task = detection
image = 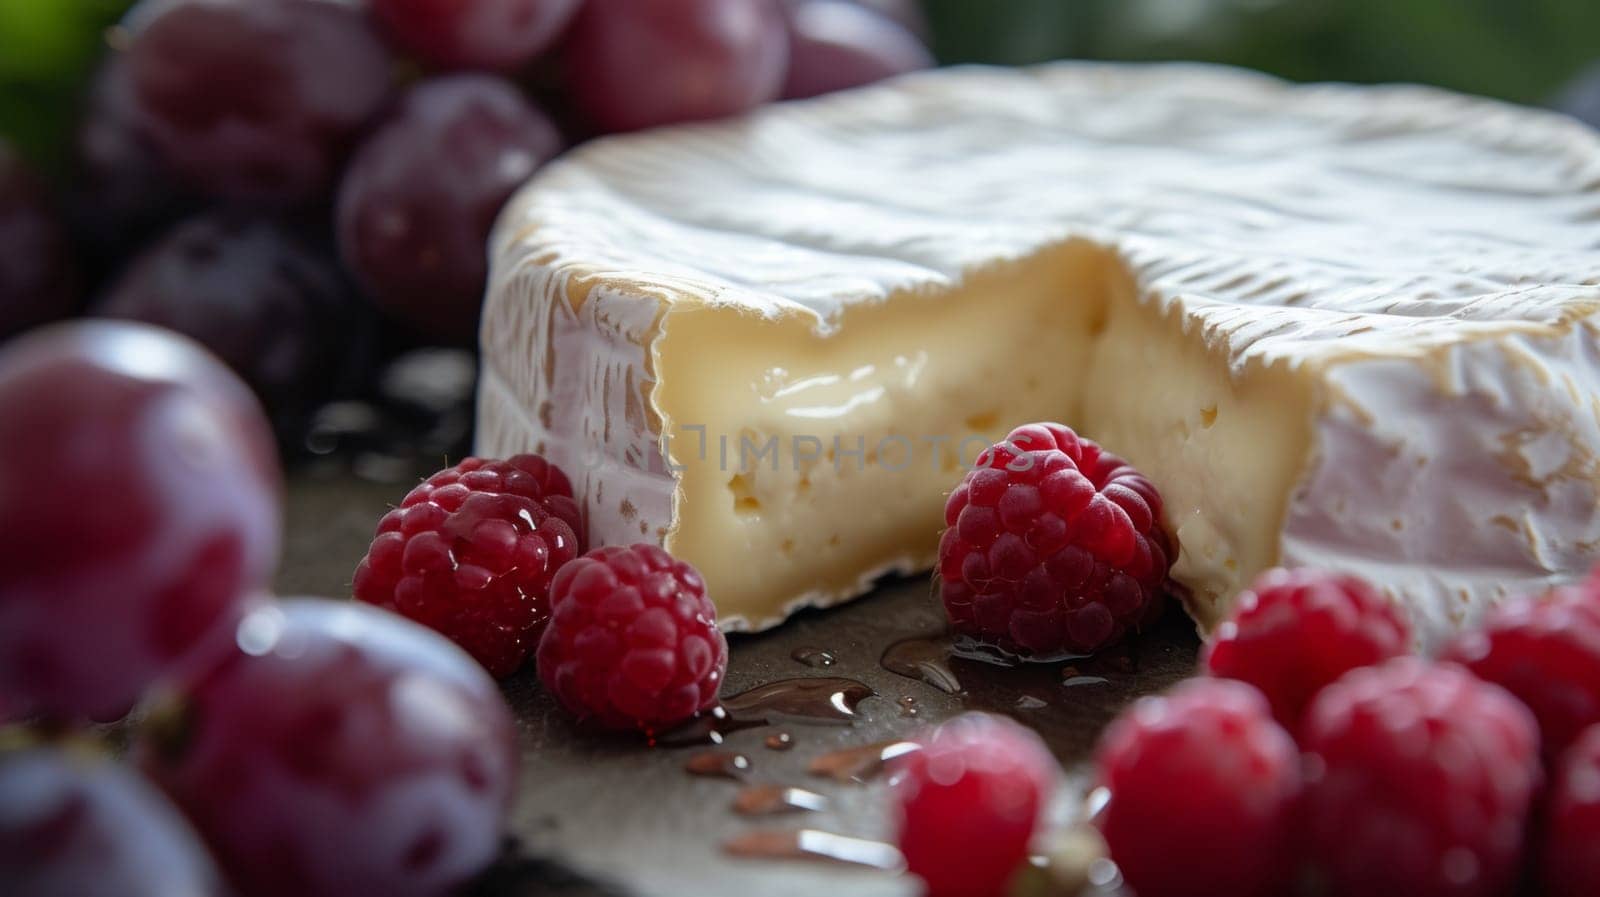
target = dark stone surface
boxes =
[280,473,1201,897]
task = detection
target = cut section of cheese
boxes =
[479,62,1600,648]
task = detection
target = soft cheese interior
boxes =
[1079,265,1314,631]
[657,243,1105,625]
[651,241,1314,630]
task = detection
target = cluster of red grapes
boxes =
[0,321,519,897]
[1,0,932,453]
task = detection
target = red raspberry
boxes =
[1203,567,1411,731]
[892,712,1058,897]
[536,544,727,733]
[1544,724,1600,897]
[353,455,584,677]
[1442,587,1600,763]
[1094,678,1300,897]
[938,423,1173,657]
[1301,658,1541,897]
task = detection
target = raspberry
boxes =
[353,455,584,677]
[536,544,727,733]
[1094,678,1300,897]
[1544,724,1600,897]
[938,422,1173,657]
[1301,658,1541,897]
[1203,567,1411,731]
[892,712,1058,897]
[1442,587,1600,762]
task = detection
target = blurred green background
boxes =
[925,0,1599,103]
[4,0,1600,168]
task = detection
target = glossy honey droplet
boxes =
[722,829,903,870]
[764,731,795,751]
[684,750,751,780]
[807,739,921,784]
[879,634,961,694]
[721,677,875,725]
[732,784,828,816]
[653,705,764,747]
[790,646,836,668]
[1058,664,1110,688]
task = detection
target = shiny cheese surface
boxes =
[479,62,1600,647]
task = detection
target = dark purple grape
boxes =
[70,60,196,270]
[0,143,77,341]
[0,748,223,897]
[1555,62,1600,131]
[337,75,561,340]
[137,599,519,897]
[123,0,393,204]
[563,0,789,132]
[781,0,932,99]
[371,0,583,72]
[92,212,374,435]
[0,321,281,722]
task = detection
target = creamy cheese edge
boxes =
[480,62,1600,649]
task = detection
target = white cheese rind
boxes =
[480,62,1600,648]
[1280,325,1600,634]
[479,269,675,551]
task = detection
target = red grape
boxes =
[563,0,789,132]
[0,321,281,722]
[123,0,393,204]
[0,748,223,897]
[781,0,932,99]
[93,213,373,435]
[137,599,519,897]
[0,143,77,341]
[372,0,583,72]
[337,75,561,340]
